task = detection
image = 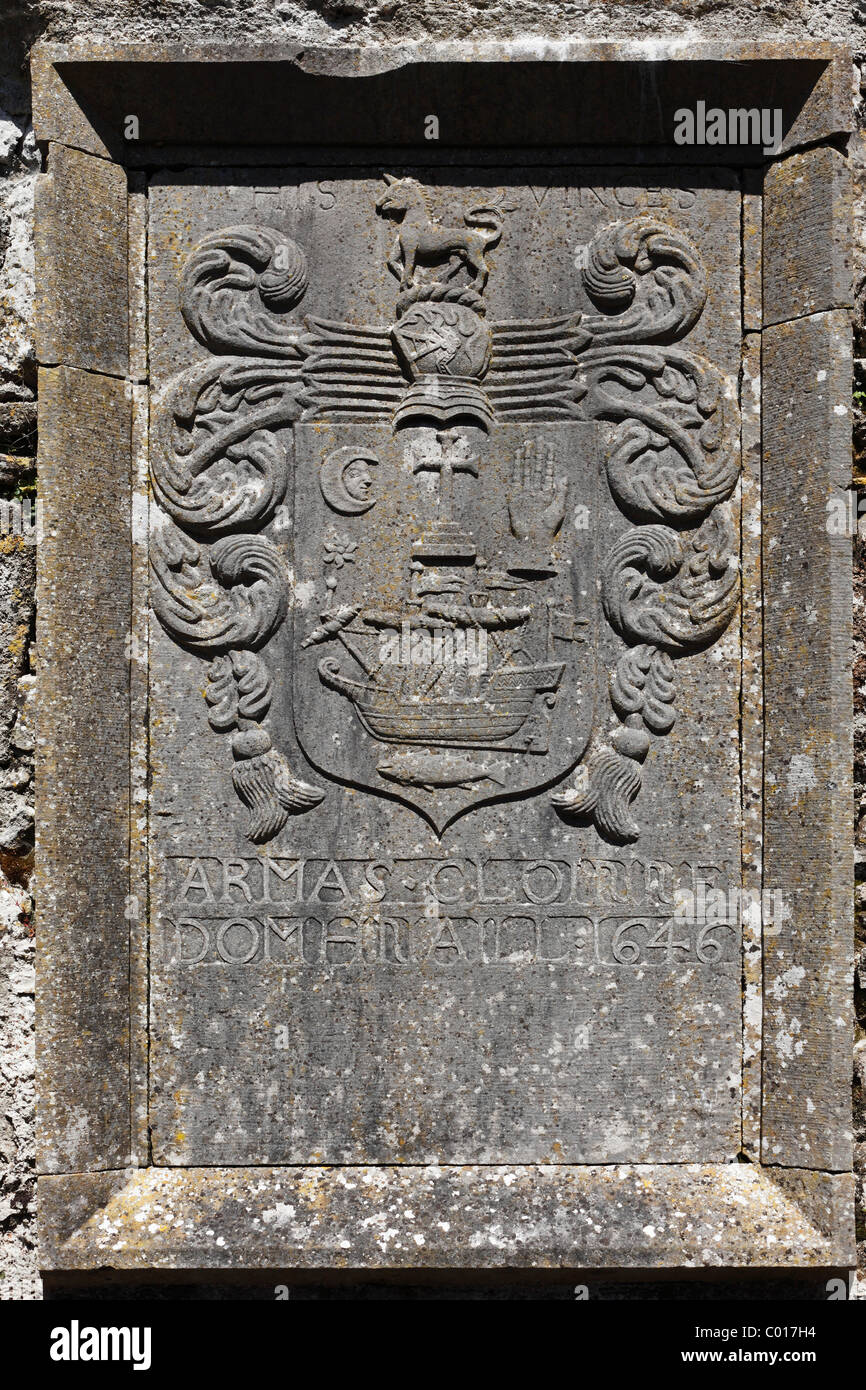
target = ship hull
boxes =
[318,657,564,747]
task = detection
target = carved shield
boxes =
[292,420,599,832]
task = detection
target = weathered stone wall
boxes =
[0,8,38,1301]
[1,0,864,1299]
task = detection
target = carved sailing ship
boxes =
[306,578,569,750]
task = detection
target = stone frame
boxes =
[32,41,856,1276]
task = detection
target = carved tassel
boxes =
[231,728,324,844]
[552,743,643,844]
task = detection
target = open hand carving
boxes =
[507,440,568,561]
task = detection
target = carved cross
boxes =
[409,431,478,527]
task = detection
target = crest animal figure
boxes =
[376,174,503,293]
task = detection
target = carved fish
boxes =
[377,753,508,792]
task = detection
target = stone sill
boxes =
[39,1165,855,1272]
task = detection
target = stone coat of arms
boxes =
[150,176,739,842]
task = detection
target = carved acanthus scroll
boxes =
[150,229,323,842]
[551,219,739,841]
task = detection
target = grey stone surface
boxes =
[0,153,35,394]
[742,171,762,333]
[36,365,133,1173]
[147,167,744,1168]
[764,145,853,325]
[0,403,36,455]
[28,42,855,168]
[22,44,853,1281]
[12,1,863,46]
[0,539,34,780]
[0,27,857,1298]
[33,144,129,375]
[761,310,854,1170]
[740,329,762,1160]
[0,26,37,1298]
[0,866,37,1299]
[0,653,34,869]
[38,1165,855,1271]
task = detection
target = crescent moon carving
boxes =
[319,446,380,515]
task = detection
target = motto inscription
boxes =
[161,853,739,971]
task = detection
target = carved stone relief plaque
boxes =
[147,168,743,1164]
[35,46,855,1275]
